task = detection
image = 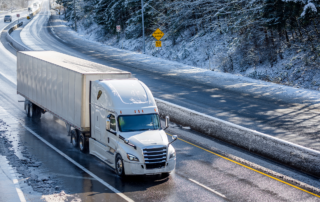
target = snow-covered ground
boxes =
[0,111,80,202]
[58,13,320,92]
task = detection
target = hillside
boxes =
[55,0,320,90]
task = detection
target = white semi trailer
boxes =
[17,51,177,176]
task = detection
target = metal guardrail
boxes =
[6,20,31,51]
[29,6,41,18]
[8,22,23,35]
[5,6,41,52]
[156,98,320,177]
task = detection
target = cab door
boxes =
[105,114,118,164]
[93,105,101,141]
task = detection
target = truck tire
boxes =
[25,102,30,117]
[29,103,41,119]
[79,133,88,153]
[115,154,125,177]
[71,129,78,147]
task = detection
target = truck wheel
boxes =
[29,103,41,119]
[25,103,30,117]
[115,154,125,177]
[79,133,88,153]
[29,104,34,117]
[71,129,78,147]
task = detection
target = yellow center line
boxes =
[167,133,320,198]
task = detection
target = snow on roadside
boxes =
[0,119,80,202]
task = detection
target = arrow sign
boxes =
[152,28,164,41]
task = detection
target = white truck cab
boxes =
[89,79,177,176]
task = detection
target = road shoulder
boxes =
[0,155,25,202]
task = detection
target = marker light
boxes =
[154,108,157,112]
[120,111,122,114]
[134,110,136,113]
[138,110,140,113]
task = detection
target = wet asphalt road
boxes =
[0,1,320,201]
[19,0,320,152]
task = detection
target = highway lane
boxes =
[20,0,320,152]
[1,2,320,201]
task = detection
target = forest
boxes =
[0,0,26,9]
[55,0,320,90]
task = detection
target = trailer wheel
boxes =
[29,104,34,117]
[29,103,41,119]
[115,154,125,177]
[79,133,88,153]
[71,129,78,147]
[25,102,30,117]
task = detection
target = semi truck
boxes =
[17,51,177,176]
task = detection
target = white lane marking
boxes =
[0,156,27,202]
[189,178,226,198]
[21,123,134,202]
[0,107,134,202]
[11,168,27,202]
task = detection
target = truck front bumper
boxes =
[124,158,176,175]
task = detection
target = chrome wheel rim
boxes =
[116,159,123,175]
[79,138,84,150]
[29,105,33,117]
[72,135,76,146]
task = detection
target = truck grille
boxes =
[143,146,167,169]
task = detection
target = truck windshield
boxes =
[118,114,160,132]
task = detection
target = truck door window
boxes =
[108,114,117,133]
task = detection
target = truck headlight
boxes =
[169,151,176,159]
[127,153,139,162]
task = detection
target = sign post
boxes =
[141,0,145,54]
[17,14,20,23]
[116,25,122,48]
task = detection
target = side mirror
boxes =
[106,118,110,130]
[169,135,178,145]
[164,116,170,130]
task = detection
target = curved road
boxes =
[0,1,320,201]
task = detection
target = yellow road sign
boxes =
[155,41,162,47]
[152,28,164,41]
